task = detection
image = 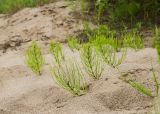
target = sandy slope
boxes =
[0,0,82,53]
[0,47,158,114]
[0,0,159,114]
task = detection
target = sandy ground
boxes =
[0,0,159,114]
[0,46,158,114]
[0,0,83,53]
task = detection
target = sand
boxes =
[0,0,158,114]
[0,47,157,114]
[0,0,83,53]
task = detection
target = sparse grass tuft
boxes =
[90,35,121,50]
[98,44,126,68]
[25,41,45,75]
[90,35,126,67]
[81,43,104,79]
[151,60,159,97]
[51,61,86,96]
[152,69,159,97]
[122,30,144,50]
[68,37,81,51]
[119,59,160,113]
[127,80,153,97]
[121,65,159,98]
[50,41,65,66]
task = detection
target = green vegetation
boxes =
[0,0,54,14]
[155,27,160,63]
[80,24,127,67]
[122,30,144,50]
[83,24,116,43]
[81,44,104,79]
[51,61,86,96]
[82,23,144,51]
[91,35,120,50]
[121,67,159,98]
[152,67,159,96]
[72,0,159,26]
[50,41,65,66]
[23,0,160,106]
[25,41,45,75]
[98,44,126,68]
[68,37,81,51]
[121,65,160,113]
[5,1,160,113]
[127,80,153,97]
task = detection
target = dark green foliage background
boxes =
[78,0,160,25]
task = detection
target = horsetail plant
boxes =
[81,44,104,80]
[121,63,159,98]
[152,68,159,97]
[25,41,45,75]
[68,37,81,51]
[51,61,86,96]
[121,61,160,113]
[122,30,144,50]
[149,60,160,113]
[127,79,153,97]
[97,44,126,68]
[90,35,122,51]
[120,76,153,98]
[151,60,159,97]
[89,34,125,67]
[50,41,65,66]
